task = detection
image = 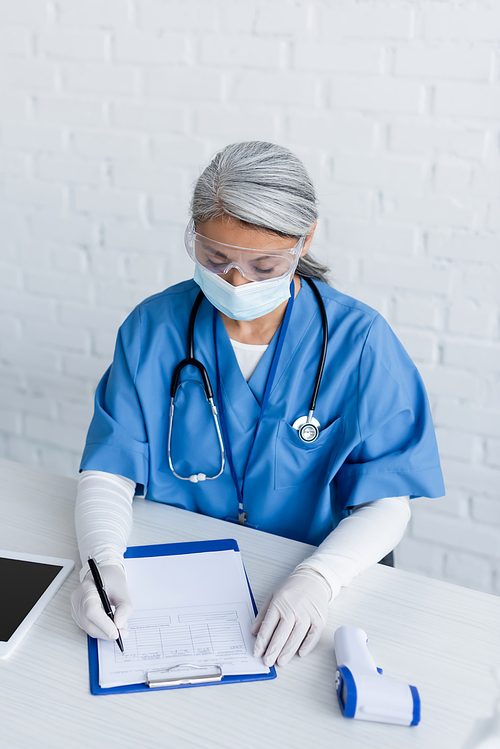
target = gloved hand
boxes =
[252,568,330,667]
[71,564,133,641]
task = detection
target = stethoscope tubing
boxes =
[168,277,328,496]
[303,276,328,413]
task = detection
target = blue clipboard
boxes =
[88,538,277,695]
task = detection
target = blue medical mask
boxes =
[194,265,292,321]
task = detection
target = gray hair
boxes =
[191,141,330,284]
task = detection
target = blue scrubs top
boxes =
[81,279,445,546]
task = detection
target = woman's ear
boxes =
[300,221,318,257]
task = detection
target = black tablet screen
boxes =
[0,557,63,641]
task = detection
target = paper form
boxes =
[97,550,270,688]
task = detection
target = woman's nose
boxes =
[222,267,249,286]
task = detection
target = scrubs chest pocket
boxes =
[274,416,345,489]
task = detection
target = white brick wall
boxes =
[0,0,499,594]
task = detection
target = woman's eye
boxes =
[254,267,274,276]
[208,257,227,267]
[203,252,226,266]
[253,261,284,276]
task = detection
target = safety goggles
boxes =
[184,219,306,282]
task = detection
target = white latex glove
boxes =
[71,564,133,641]
[252,568,330,667]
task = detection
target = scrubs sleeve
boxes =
[335,314,445,509]
[80,307,149,492]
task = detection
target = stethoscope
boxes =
[168,276,328,518]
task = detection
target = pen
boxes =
[88,557,124,653]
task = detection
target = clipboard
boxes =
[88,538,277,695]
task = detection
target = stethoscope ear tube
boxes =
[170,358,214,400]
[169,367,224,482]
[170,290,214,398]
[168,291,225,483]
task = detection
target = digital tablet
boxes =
[0,550,75,659]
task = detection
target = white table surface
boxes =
[0,457,499,749]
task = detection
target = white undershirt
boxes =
[230,339,268,382]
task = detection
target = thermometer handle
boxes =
[334,626,379,674]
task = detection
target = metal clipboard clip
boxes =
[146,663,223,688]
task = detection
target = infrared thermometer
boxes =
[334,626,421,726]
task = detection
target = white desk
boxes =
[0,457,499,749]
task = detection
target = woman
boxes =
[71,141,444,668]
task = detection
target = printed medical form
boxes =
[97,550,270,688]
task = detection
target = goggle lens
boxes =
[184,220,306,282]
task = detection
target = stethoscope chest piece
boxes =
[292,415,321,443]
